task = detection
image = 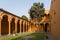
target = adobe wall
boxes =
[49,0,60,40]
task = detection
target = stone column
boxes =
[8,16,13,35]
[26,22,27,32]
[9,21,11,35]
[23,21,25,33]
[0,12,3,36]
[15,19,18,33]
[0,16,2,36]
[27,22,28,32]
[0,19,1,36]
[28,22,30,32]
[30,23,31,32]
[31,23,32,32]
[8,19,11,35]
[20,20,22,33]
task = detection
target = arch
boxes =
[44,23,49,32]
[17,20,20,33]
[1,15,9,35]
[11,18,15,34]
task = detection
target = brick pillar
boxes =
[8,17,12,35]
[27,22,28,32]
[0,16,2,36]
[8,20,11,35]
[20,20,22,33]
[26,22,27,32]
[28,22,30,32]
[30,23,32,32]
[8,21,11,35]
[30,23,31,32]
[0,19,1,36]
[15,19,18,33]
[23,21,25,33]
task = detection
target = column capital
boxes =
[23,21,25,24]
[15,18,18,23]
[15,18,18,33]
[20,19,23,23]
[20,19,22,21]
[8,16,13,22]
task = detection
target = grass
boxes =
[2,32,33,40]
[28,32,45,40]
[2,32,45,40]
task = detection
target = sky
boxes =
[0,0,51,18]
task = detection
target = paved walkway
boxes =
[0,34,13,40]
[20,35,35,40]
[0,33,21,40]
[0,32,59,40]
[45,32,58,40]
[17,32,59,40]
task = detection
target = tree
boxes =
[28,2,45,20]
[28,2,45,31]
[21,15,28,20]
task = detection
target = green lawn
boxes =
[2,32,45,40]
[28,32,45,40]
[2,32,33,40]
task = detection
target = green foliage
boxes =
[21,15,28,20]
[28,2,45,20]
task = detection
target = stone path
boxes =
[0,32,59,40]
[18,32,59,40]
[20,35,35,40]
[0,35,11,40]
[0,34,14,40]
[45,32,58,40]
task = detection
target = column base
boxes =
[0,34,1,37]
[8,33,11,36]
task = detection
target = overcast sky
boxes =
[0,0,51,18]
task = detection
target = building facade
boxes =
[0,9,34,36]
[49,0,60,40]
[0,8,52,37]
[40,10,51,32]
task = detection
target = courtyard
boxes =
[0,0,60,40]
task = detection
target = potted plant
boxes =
[13,30,16,36]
